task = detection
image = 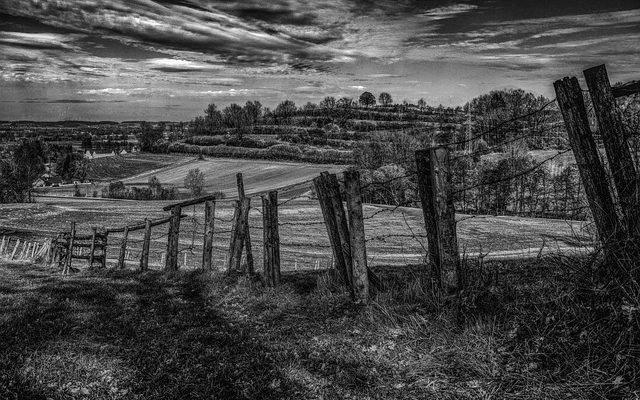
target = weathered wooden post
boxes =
[344,170,369,303]
[262,191,281,287]
[583,65,639,238]
[0,236,5,256]
[227,198,250,274]
[118,226,129,269]
[64,221,76,275]
[88,227,97,267]
[202,199,216,271]
[140,219,151,271]
[165,205,182,271]
[236,173,254,274]
[416,146,460,293]
[314,173,353,290]
[554,77,622,245]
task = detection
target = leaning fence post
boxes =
[11,239,20,260]
[344,170,369,303]
[416,147,460,293]
[118,226,129,269]
[165,205,181,272]
[554,77,621,246]
[325,173,354,297]
[262,194,273,286]
[140,218,151,271]
[583,65,639,238]
[236,173,254,274]
[202,199,216,271]
[227,198,250,274]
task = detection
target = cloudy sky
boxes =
[0,0,638,121]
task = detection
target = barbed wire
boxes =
[452,149,572,195]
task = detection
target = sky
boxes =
[0,0,638,121]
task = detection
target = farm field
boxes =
[0,195,593,270]
[122,157,344,197]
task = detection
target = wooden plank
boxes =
[226,200,240,273]
[344,170,369,303]
[313,173,349,286]
[140,219,151,271]
[236,172,254,274]
[162,194,217,211]
[554,76,622,245]
[202,200,216,271]
[324,172,354,298]
[415,147,460,293]
[164,205,182,271]
[584,65,639,237]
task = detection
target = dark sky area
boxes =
[0,0,638,121]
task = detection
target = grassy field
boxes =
[0,195,593,270]
[0,258,633,399]
[121,157,343,198]
[85,153,190,181]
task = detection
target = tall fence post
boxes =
[140,218,151,271]
[554,77,622,246]
[118,226,129,269]
[64,221,76,275]
[344,170,369,303]
[10,239,20,260]
[583,65,640,238]
[269,191,281,286]
[262,191,281,287]
[236,173,254,274]
[416,147,460,293]
[202,199,216,271]
[165,205,182,271]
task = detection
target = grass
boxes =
[0,256,636,399]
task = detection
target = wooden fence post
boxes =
[165,205,181,271]
[583,65,639,238]
[140,218,151,271]
[416,147,460,293]
[314,173,353,293]
[0,236,5,255]
[88,227,97,267]
[64,221,76,275]
[261,191,281,287]
[344,170,369,303]
[227,198,250,274]
[236,173,254,274]
[202,200,216,271]
[262,194,273,286]
[554,77,622,245]
[10,239,20,260]
[118,226,129,269]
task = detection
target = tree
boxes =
[184,168,205,197]
[275,100,297,124]
[378,92,393,106]
[137,122,163,151]
[204,103,223,132]
[417,98,426,110]
[359,92,376,108]
[319,96,336,109]
[302,102,318,111]
[337,97,354,109]
[223,103,249,140]
[148,175,162,196]
[81,134,93,151]
[244,100,263,125]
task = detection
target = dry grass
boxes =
[1,257,636,399]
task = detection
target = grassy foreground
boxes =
[0,259,636,399]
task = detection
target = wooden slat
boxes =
[612,80,640,98]
[162,194,217,211]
